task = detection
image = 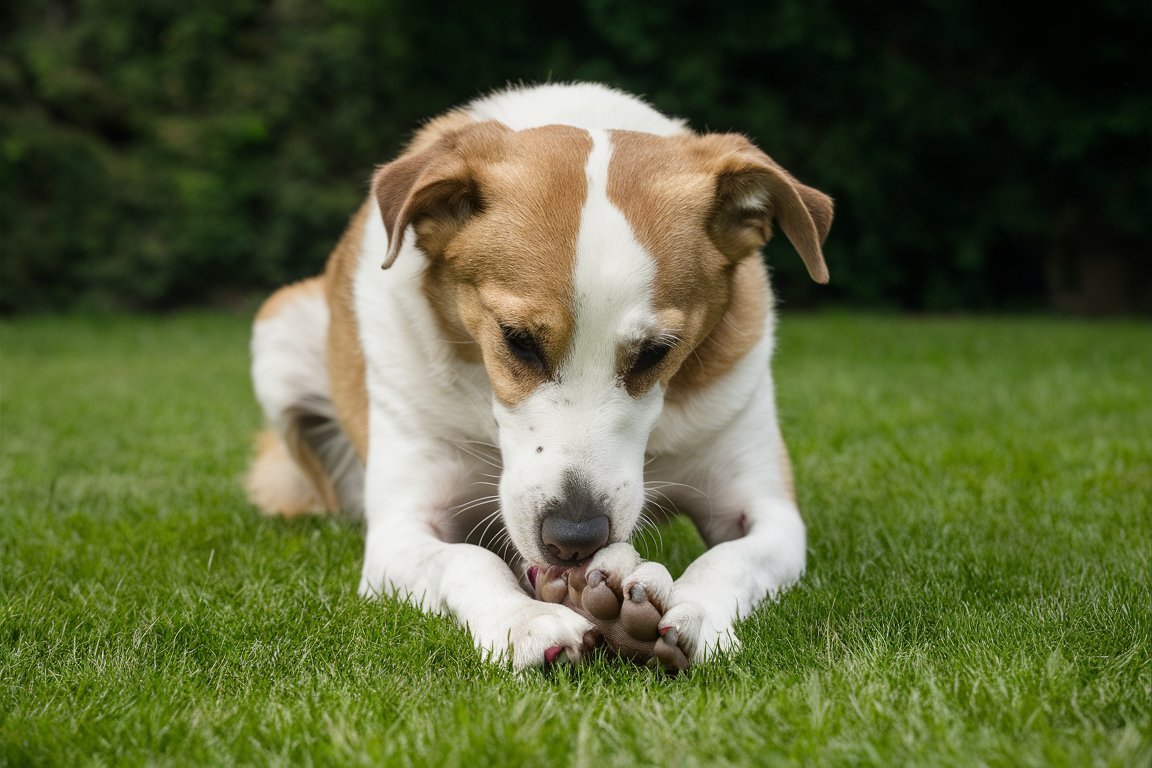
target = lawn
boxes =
[1,313,1149,767]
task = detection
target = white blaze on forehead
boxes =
[568,129,659,374]
[493,129,666,562]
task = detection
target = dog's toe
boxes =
[530,548,688,672]
[619,583,662,642]
[653,626,692,672]
[581,571,621,620]
[509,603,597,671]
[654,600,741,670]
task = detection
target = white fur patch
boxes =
[251,285,331,427]
[250,281,365,515]
[467,82,688,136]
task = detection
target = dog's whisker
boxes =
[644,480,716,528]
[495,529,516,563]
[449,493,500,509]
[472,506,508,548]
[643,504,674,533]
[454,443,503,469]
[496,529,516,562]
[449,496,501,518]
[690,345,706,373]
[643,479,707,496]
[643,488,681,519]
[458,451,502,469]
[643,480,713,521]
[643,525,662,556]
[639,511,666,553]
[465,507,505,544]
[631,511,664,555]
[457,439,501,451]
[461,507,501,535]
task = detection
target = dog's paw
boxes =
[505,602,600,671]
[654,599,741,666]
[528,542,691,673]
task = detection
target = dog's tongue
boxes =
[526,565,539,589]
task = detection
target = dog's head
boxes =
[373,121,831,566]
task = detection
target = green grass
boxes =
[1,313,1149,767]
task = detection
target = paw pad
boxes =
[531,563,690,673]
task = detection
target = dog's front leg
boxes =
[660,493,806,663]
[357,437,596,670]
[656,415,808,665]
[530,493,805,671]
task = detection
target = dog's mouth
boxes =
[526,532,621,583]
[527,552,589,582]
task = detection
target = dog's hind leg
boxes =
[246,277,364,517]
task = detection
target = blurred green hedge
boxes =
[2,0,1149,313]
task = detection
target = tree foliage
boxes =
[2,0,1148,312]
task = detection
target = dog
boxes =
[246,83,832,671]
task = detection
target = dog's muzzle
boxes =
[539,475,612,564]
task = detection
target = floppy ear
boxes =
[372,121,509,269]
[706,136,834,284]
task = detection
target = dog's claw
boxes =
[583,629,602,650]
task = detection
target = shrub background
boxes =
[2,0,1149,314]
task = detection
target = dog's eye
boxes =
[501,326,545,370]
[630,341,673,376]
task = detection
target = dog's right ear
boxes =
[373,121,510,269]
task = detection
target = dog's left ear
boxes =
[373,121,510,268]
[705,135,834,284]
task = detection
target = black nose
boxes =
[541,514,610,563]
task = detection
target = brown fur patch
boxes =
[702,134,833,282]
[281,405,341,512]
[373,123,592,407]
[447,126,591,405]
[255,276,325,322]
[252,278,344,513]
[324,202,372,459]
[405,109,476,154]
[246,428,327,517]
[607,130,829,401]
[606,131,763,401]
[665,258,770,403]
[374,121,512,268]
